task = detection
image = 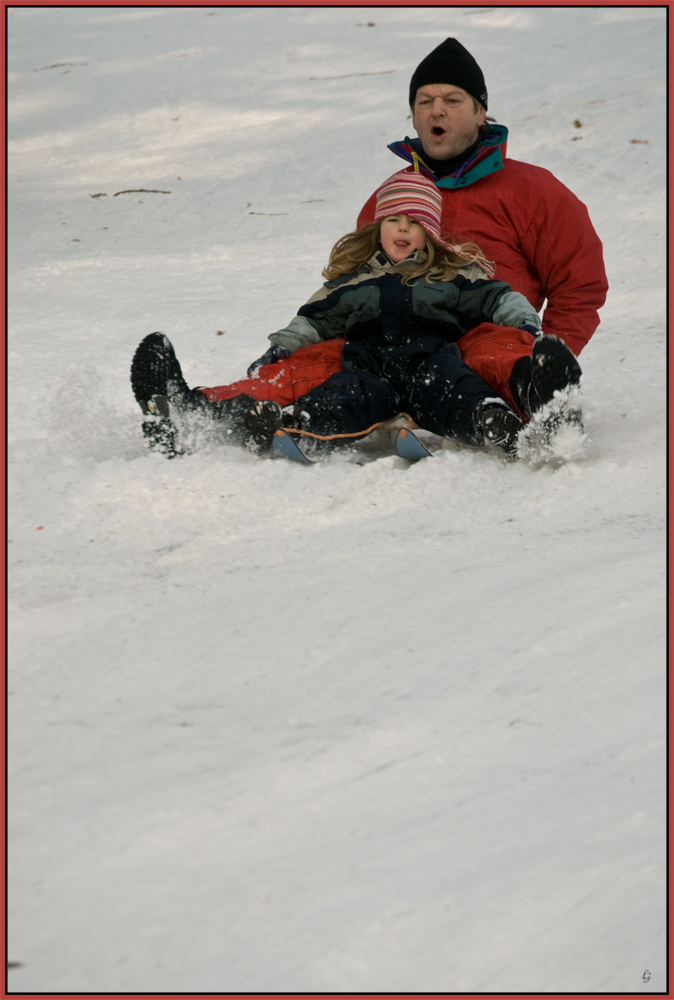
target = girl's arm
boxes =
[454,269,542,332]
[491,289,542,332]
[268,315,325,353]
[268,281,353,352]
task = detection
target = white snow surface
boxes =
[7,6,666,994]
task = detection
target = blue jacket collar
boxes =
[387,124,508,189]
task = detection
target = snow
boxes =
[7,5,666,993]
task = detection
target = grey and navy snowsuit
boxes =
[269,249,542,444]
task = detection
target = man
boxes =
[356,37,608,415]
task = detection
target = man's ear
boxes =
[476,105,487,127]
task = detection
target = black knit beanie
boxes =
[409,38,488,110]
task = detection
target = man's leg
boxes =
[457,323,584,423]
[199,340,346,407]
[457,323,537,416]
[130,333,282,455]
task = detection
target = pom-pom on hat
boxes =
[409,37,488,110]
[374,170,494,276]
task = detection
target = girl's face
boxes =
[379,214,428,262]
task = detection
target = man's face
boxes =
[412,84,486,160]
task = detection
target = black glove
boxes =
[247,344,292,377]
[519,323,541,337]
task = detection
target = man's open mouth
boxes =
[431,126,446,136]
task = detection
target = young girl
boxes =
[131,171,581,459]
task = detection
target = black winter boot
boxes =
[131,332,207,413]
[510,336,582,420]
[240,399,282,454]
[531,335,582,408]
[529,335,584,440]
[474,403,523,461]
[511,337,585,461]
[131,333,210,457]
[210,395,282,454]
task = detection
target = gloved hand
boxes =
[519,323,542,337]
[247,344,292,377]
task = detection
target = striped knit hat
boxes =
[374,170,494,275]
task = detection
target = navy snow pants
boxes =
[294,339,503,444]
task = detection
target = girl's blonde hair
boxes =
[322,222,490,286]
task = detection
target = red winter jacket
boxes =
[357,129,608,356]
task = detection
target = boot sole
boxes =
[480,406,523,461]
[531,336,582,408]
[131,332,172,406]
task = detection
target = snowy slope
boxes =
[7,6,666,993]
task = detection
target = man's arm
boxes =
[452,272,543,331]
[507,170,608,355]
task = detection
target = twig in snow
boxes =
[113,189,172,196]
[34,62,88,71]
[310,70,395,79]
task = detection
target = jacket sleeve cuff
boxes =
[269,316,323,352]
